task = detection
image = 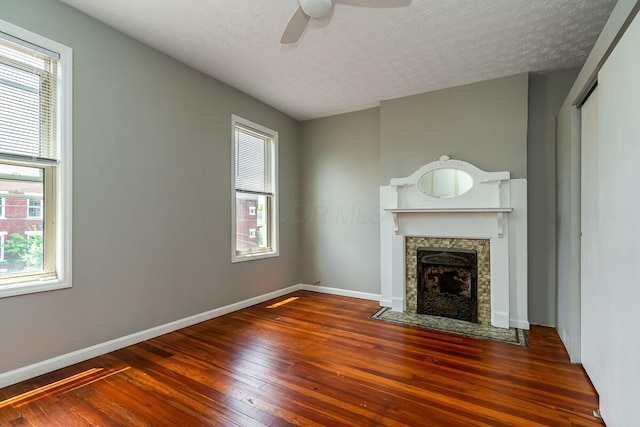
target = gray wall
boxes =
[379,73,529,183]
[527,69,579,326]
[0,0,299,374]
[300,75,530,301]
[299,108,380,294]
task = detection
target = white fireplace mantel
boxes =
[384,207,513,237]
[379,156,529,330]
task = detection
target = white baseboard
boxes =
[299,283,380,301]
[0,284,301,389]
[391,297,404,312]
[0,284,383,388]
[491,311,510,329]
[379,298,392,308]
[510,319,531,330]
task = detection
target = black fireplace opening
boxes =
[416,247,478,323]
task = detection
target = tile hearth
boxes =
[371,307,527,346]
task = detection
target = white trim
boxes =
[0,284,387,387]
[491,311,510,329]
[391,297,405,312]
[299,283,380,301]
[0,19,71,61]
[231,250,279,263]
[0,18,73,298]
[57,22,73,297]
[385,208,512,213]
[0,284,302,388]
[231,115,279,263]
[379,298,392,307]
[0,231,6,262]
[0,278,71,299]
[380,159,528,330]
[510,319,530,329]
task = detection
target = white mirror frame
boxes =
[388,155,511,210]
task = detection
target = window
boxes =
[232,115,278,262]
[0,196,4,218]
[0,19,72,297]
[27,198,42,218]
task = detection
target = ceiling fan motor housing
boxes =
[299,0,333,18]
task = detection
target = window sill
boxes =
[232,250,279,263]
[0,278,71,299]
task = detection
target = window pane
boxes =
[0,164,44,275]
[0,63,42,158]
[0,36,59,161]
[235,126,273,194]
[236,192,269,252]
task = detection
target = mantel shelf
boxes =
[384,207,513,213]
[384,207,513,236]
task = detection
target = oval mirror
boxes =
[418,168,474,198]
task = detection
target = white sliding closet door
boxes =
[580,87,603,397]
[580,10,640,426]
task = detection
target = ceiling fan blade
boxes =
[336,0,412,8]
[281,7,311,44]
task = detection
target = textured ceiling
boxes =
[58,0,616,121]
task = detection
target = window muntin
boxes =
[232,116,278,262]
[0,20,72,297]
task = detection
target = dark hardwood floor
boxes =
[0,291,602,426]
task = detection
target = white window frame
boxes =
[0,196,4,218]
[0,19,73,298]
[0,231,7,262]
[231,115,278,263]
[249,206,256,216]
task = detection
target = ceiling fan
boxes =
[281,0,407,44]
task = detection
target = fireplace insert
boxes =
[416,247,478,323]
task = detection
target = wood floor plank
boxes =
[0,290,603,426]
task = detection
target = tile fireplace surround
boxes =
[379,156,529,329]
[406,237,491,325]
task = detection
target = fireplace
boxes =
[379,156,529,330]
[417,247,477,323]
[406,237,491,323]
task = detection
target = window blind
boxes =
[235,125,273,194]
[0,34,58,162]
